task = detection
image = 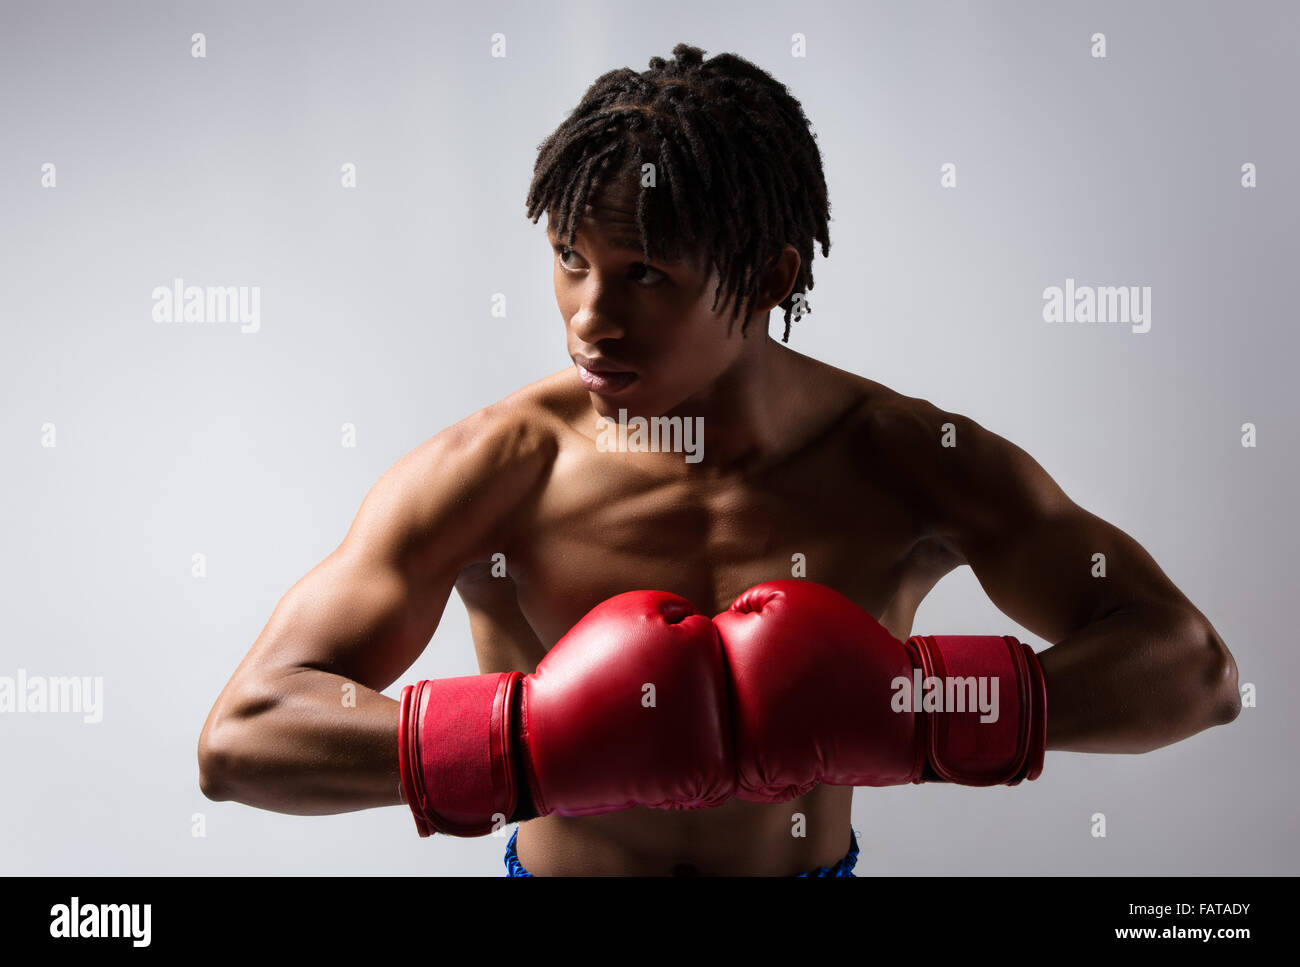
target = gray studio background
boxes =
[1,0,1295,875]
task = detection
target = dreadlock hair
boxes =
[525,43,831,342]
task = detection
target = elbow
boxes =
[1206,640,1242,727]
[197,679,286,803]
[197,721,235,802]
[198,700,265,803]
[1148,614,1242,748]
[1180,613,1241,730]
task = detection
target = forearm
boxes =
[1037,605,1240,754]
[199,668,403,815]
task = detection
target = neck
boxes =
[664,332,805,475]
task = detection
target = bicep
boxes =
[229,407,555,695]
[252,544,453,693]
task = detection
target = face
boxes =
[550,179,760,419]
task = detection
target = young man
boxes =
[198,44,1240,876]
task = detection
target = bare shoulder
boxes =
[852,390,1072,546]
[384,364,592,526]
[399,390,557,492]
[466,365,600,433]
[347,380,565,569]
[777,348,902,439]
[419,364,587,466]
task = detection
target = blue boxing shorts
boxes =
[504,826,859,877]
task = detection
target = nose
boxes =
[568,294,628,345]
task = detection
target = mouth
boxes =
[574,356,639,395]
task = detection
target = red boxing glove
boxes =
[712,580,1046,801]
[398,590,734,837]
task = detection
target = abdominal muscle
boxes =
[514,782,856,877]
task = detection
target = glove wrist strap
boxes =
[906,635,1047,786]
[398,673,524,837]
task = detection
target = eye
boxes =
[554,245,666,287]
[630,263,666,286]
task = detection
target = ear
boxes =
[758,244,802,310]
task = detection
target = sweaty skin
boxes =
[198,180,1241,876]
